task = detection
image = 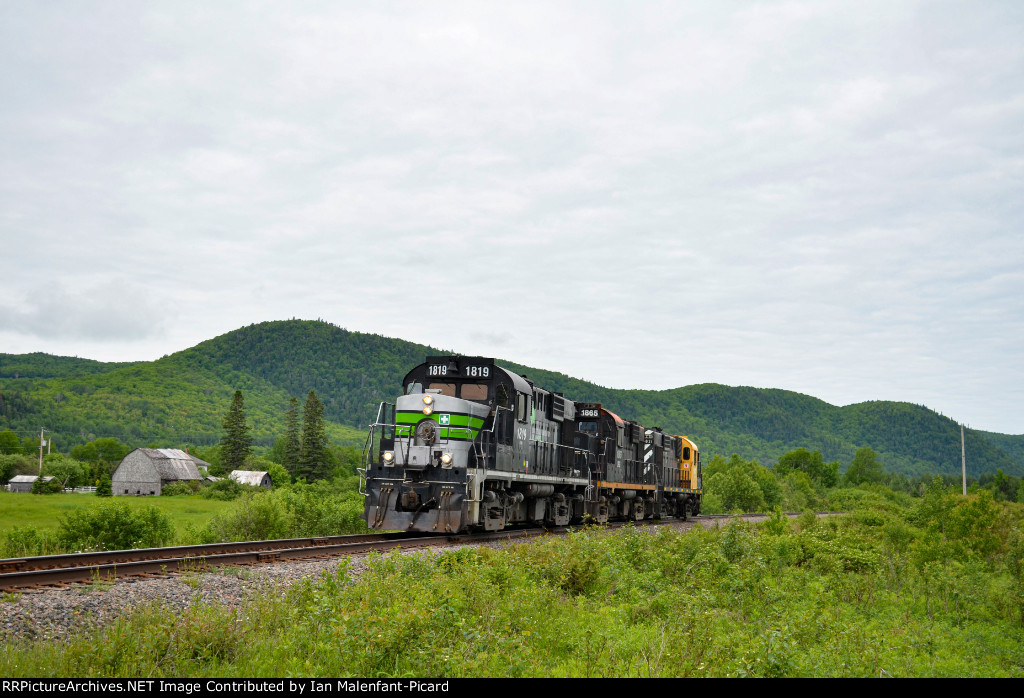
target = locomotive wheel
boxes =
[683,500,693,521]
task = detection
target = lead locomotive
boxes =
[360,356,701,533]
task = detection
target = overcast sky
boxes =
[1,1,1022,434]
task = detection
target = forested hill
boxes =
[1,319,1021,477]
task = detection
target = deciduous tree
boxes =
[0,429,22,455]
[845,447,884,486]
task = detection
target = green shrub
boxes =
[796,510,818,531]
[161,480,201,496]
[56,501,174,551]
[721,519,751,562]
[96,474,112,497]
[200,478,245,500]
[762,507,790,536]
[204,492,294,542]
[2,526,59,557]
[31,477,63,494]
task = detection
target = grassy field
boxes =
[3,487,1024,677]
[0,492,235,539]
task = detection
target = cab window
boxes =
[495,384,510,408]
[683,446,691,460]
[517,393,529,421]
[460,384,488,401]
[428,383,456,397]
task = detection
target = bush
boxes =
[31,477,63,494]
[96,473,112,497]
[200,478,245,500]
[762,507,791,536]
[204,492,294,542]
[161,480,202,496]
[56,501,174,551]
[202,479,368,543]
[2,526,59,557]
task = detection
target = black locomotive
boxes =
[360,356,701,533]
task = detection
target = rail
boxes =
[0,512,838,592]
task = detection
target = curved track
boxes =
[0,513,822,591]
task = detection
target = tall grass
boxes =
[3,486,1023,677]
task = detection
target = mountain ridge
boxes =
[1,319,1021,476]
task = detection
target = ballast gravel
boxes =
[0,516,779,644]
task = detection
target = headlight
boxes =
[440,453,452,465]
[423,406,433,415]
[423,395,433,405]
[382,451,394,466]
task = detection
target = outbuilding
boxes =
[112,448,207,496]
[229,470,273,489]
[7,475,54,493]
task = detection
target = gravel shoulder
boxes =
[0,514,822,643]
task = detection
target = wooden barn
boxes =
[229,470,272,489]
[112,448,208,496]
[7,475,54,493]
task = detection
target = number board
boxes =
[425,357,494,379]
[578,408,600,419]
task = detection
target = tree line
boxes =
[220,389,332,482]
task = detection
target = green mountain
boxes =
[1,320,1021,476]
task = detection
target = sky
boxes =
[1,1,1022,434]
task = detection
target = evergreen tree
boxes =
[220,390,253,472]
[282,396,301,476]
[96,472,112,497]
[298,390,329,481]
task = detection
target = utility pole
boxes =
[961,423,967,496]
[38,427,45,475]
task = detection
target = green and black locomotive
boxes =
[360,356,702,533]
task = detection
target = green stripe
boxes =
[394,426,476,441]
[396,411,484,428]
[395,411,483,442]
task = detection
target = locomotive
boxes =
[360,356,702,533]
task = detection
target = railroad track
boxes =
[0,512,826,592]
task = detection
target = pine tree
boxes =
[282,396,301,476]
[298,390,329,481]
[220,390,253,472]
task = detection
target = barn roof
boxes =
[136,448,202,481]
[229,470,270,487]
[9,475,52,483]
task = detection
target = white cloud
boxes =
[0,1,1022,433]
[0,282,171,341]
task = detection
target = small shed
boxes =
[7,475,54,493]
[113,448,204,496]
[229,470,273,489]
